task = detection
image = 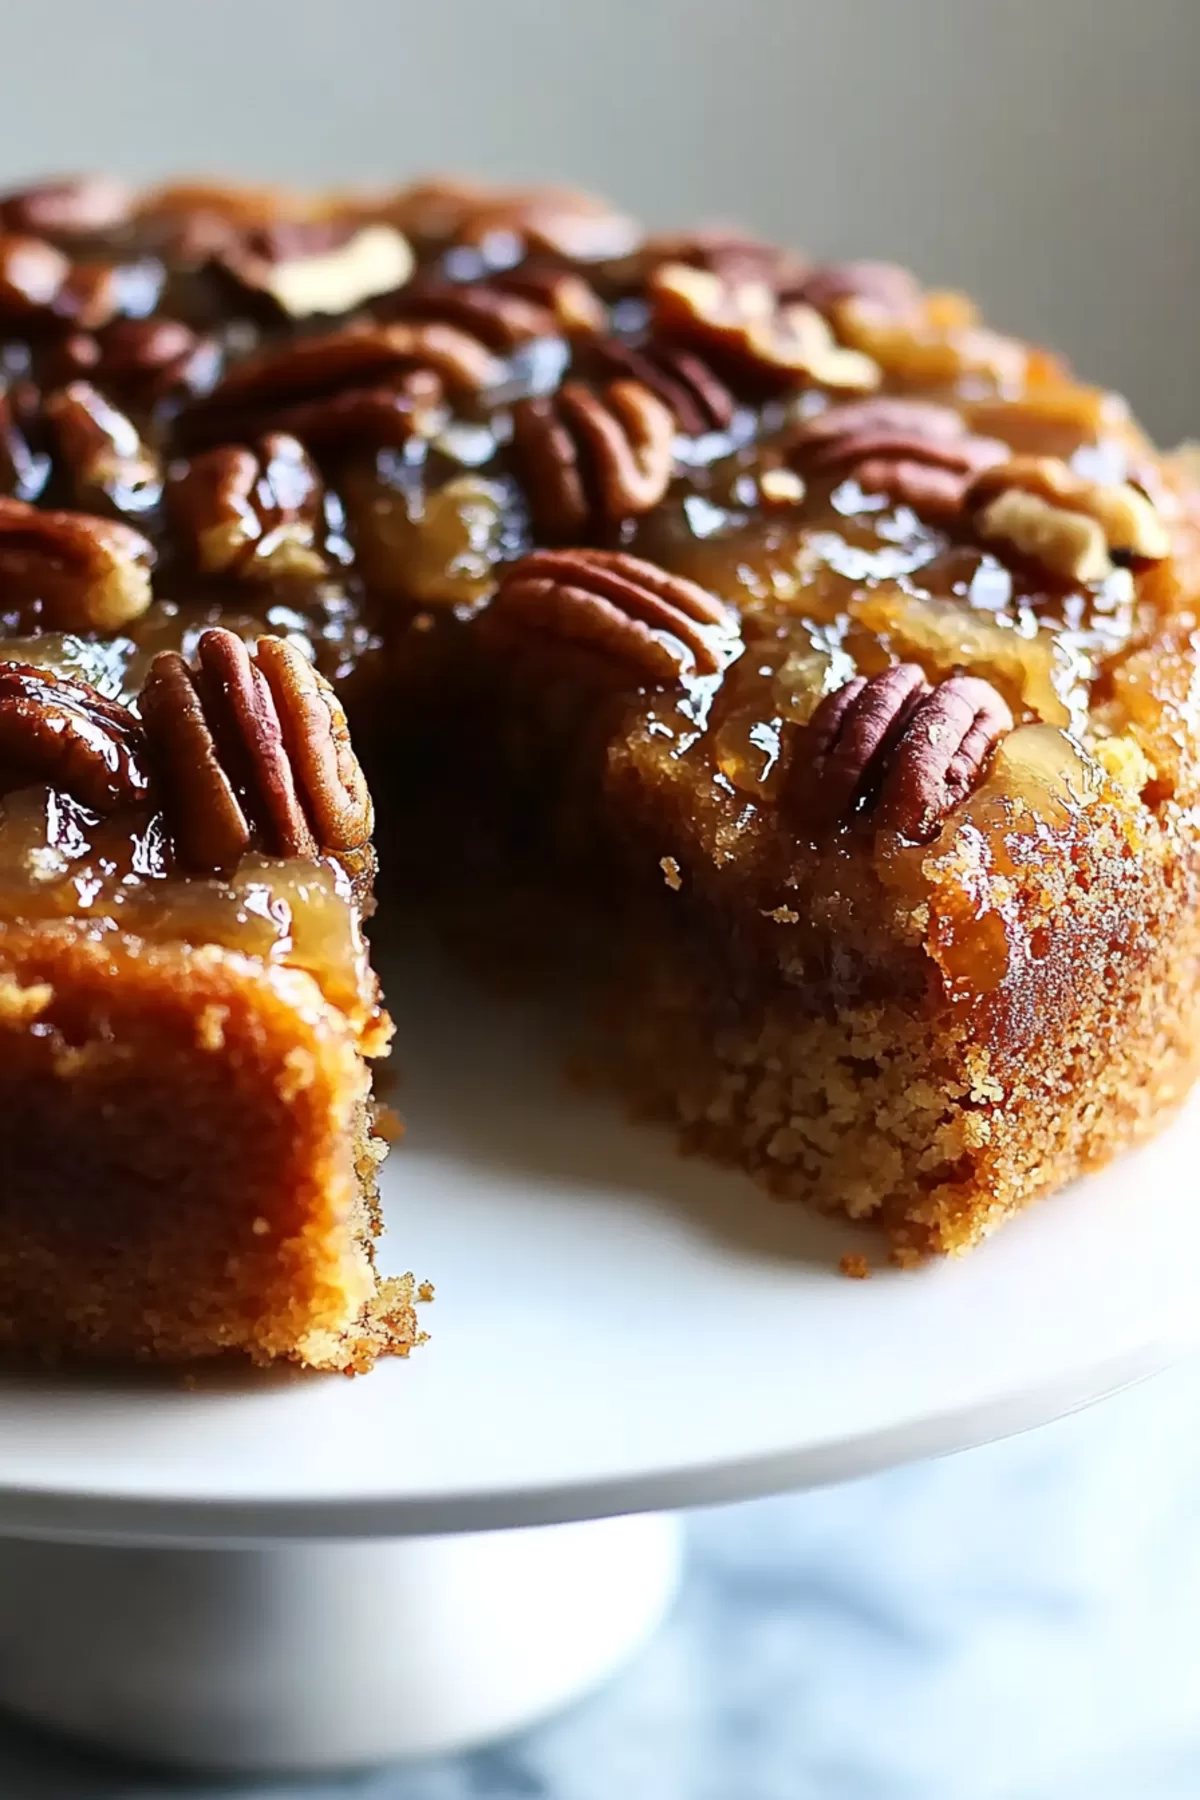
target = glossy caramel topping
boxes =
[0,170,1188,1012]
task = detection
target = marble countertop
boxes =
[4,1357,1200,1800]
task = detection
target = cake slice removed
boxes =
[0,636,413,1369]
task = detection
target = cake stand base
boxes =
[0,1512,681,1773]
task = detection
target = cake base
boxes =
[0,1514,681,1771]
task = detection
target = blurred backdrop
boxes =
[1,0,1198,436]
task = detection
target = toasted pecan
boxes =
[0,495,154,631]
[382,275,562,351]
[789,665,1012,840]
[141,632,312,872]
[648,263,880,391]
[218,220,413,318]
[0,660,148,812]
[587,338,737,437]
[179,323,467,451]
[492,548,736,682]
[637,228,810,293]
[0,235,71,319]
[786,398,1007,519]
[796,261,921,319]
[47,317,221,409]
[511,380,676,539]
[51,258,164,332]
[488,263,606,336]
[790,665,930,829]
[0,175,134,239]
[966,454,1170,580]
[876,676,1014,839]
[44,382,163,517]
[256,635,373,854]
[0,383,50,503]
[167,433,329,580]
[389,178,639,262]
[141,629,372,875]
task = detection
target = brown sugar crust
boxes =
[0,169,1198,1374]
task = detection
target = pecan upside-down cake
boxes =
[0,172,1196,1369]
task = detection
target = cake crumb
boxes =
[0,978,53,1026]
[890,1244,924,1271]
[765,905,800,924]
[195,1003,228,1052]
[417,1280,435,1302]
[660,856,683,891]
[373,1102,404,1143]
[276,1046,317,1102]
[839,1251,871,1280]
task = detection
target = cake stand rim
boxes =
[0,1332,1184,1546]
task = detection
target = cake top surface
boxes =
[0,169,1195,1007]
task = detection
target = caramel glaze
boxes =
[1,178,1197,1051]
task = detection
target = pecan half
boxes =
[255,636,373,855]
[511,380,675,539]
[587,338,737,437]
[49,317,221,409]
[0,383,50,502]
[648,263,880,391]
[382,275,563,351]
[167,433,329,579]
[875,676,1014,840]
[0,496,154,631]
[790,665,929,829]
[785,398,1007,519]
[52,259,164,332]
[0,175,134,240]
[471,191,639,263]
[137,178,299,230]
[0,660,148,812]
[218,220,413,318]
[44,382,163,517]
[796,261,921,319]
[142,630,372,875]
[179,323,485,451]
[0,235,162,332]
[966,455,1170,581]
[789,665,1012,840]
[637,228,810,293]
[491,549,735,682]
[141,631,312,873]
[0,235,70,320]
[488,263,606,336]
[391,178,639,263]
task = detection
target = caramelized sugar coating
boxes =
[0,170,1196,1365]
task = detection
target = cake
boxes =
[0,170,1196,1367]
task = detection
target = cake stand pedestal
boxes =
[0,1517,682,1771]
[0,941,1196,1771]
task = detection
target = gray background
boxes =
[2,0,1198,434]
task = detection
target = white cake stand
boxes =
[0,938,1197,1774]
